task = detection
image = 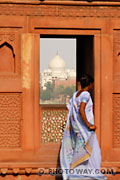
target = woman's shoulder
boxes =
[80,91,90,97]
[75,90,90,99]
[78,91,90,103]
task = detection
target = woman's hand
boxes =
[89,125,96,131]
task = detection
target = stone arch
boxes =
[0,41,15,73]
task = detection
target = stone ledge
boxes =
[0,0,120,6]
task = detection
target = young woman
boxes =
[60,74,107,180]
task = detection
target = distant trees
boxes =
[40,82,76,101]
[40,82,54,101]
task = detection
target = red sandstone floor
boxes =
[0,174,119,180]
[106,174,120,180]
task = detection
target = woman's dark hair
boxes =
[79,74,94,89]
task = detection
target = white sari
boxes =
[60,91,107,180]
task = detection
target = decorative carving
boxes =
[113,30,120,92]
[25,168,32,174]
[0,4,119,18]
[114,31,120,67]
[0,167,117,175]
[113,94,120,147]
[1,168,8,175]
[0,30,21,77]
[41,108,67,143]
[0,34,15,42]
[0,167,49,175]
[13,168,19,174]
[0,93,22,148]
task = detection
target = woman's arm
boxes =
[79,102,96,131]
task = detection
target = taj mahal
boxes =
[41,53,76,90]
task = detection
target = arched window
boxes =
[0,41,15,73]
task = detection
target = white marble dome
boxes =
[49,54,66,72]
[68,69,76,78]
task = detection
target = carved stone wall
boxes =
[0,29,21,77]
[113,94,120,148]
[0,34,15,43]
[0,1,119,176]
[0,93,22,148]
[0,4,120,18]
[113,30,120,148]
[41,108,67,143]
[113,30,120,81]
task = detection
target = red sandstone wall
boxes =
[0,1,119,180]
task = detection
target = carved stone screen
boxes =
[0,93,21,148]
[41,108,67,143]
[40,37,76,104]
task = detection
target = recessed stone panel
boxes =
[0,93,22,148]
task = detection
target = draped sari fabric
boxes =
[60,91,107,180]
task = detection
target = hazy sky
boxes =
[40,38,76,72]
